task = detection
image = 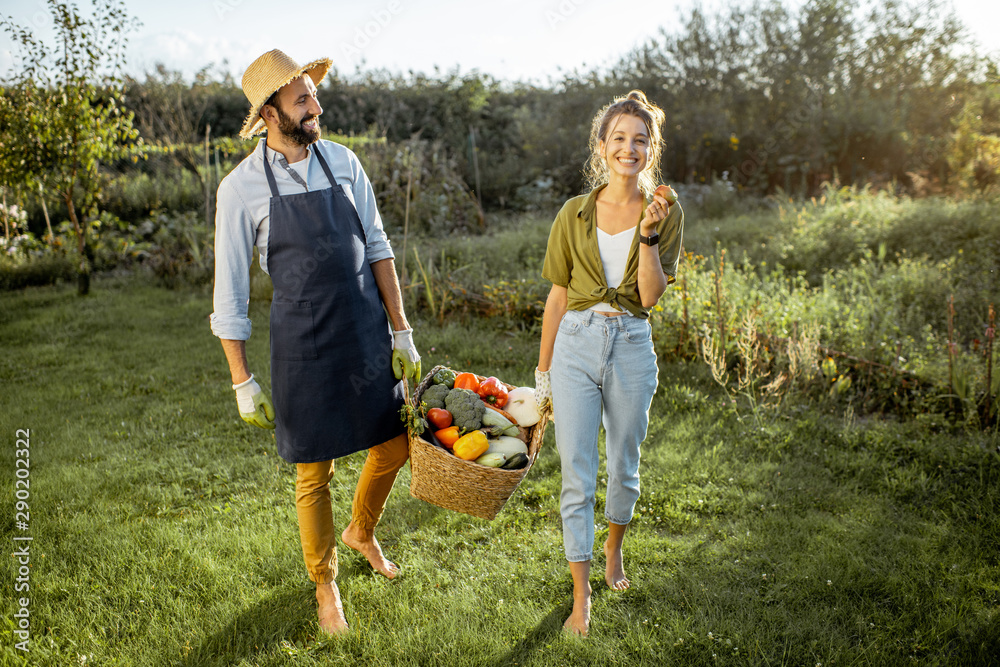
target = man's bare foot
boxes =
[603,540,630,591]
[316,581,349,635]
[563,592,592,636]
[341,522,399,579]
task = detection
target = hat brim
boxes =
[238,58,333,140]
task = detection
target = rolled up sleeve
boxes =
[210,180,255,341]
[657,202,684,284]
[346,148,394,264]
[541,204,573,287]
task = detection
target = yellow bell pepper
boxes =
[453,430,489,461]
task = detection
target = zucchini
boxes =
[475,452,507,468]
[500,452,529,470]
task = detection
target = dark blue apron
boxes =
[264,142,405,463]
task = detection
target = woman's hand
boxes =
[640,184,678,236]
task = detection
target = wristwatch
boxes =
[638,232,659,246]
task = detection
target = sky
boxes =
[1,0,998,86]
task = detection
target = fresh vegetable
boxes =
[420,383,451,411]
[453,430,489,460]
[453,373,481,392]
[445,387,485,432]
[434,426,460,449]
[432,367,457,388]
[474,452,507,468]
[486,435,528,458]
[481,406,520,437]
[500,452,529,470]
[655,184,679,205]
[476,376,508,407]
[505,387,541,427]
[427,408,453,430]
[484,403,518,424]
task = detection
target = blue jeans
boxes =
[551,309,659,562]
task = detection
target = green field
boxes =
[3,1,999,662]
[3,271,999,666]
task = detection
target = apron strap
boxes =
[261,139,280,197]
[313,147,339,186]
[261,138,339,194]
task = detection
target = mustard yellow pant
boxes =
[295,433,409,584]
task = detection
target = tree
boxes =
[0,0,143,294]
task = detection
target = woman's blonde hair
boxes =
[585,90,666,196]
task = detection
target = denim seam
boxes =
[605,511,633,525]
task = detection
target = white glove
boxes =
[391,328,421,382]
[534,367,552,411]
[233,374,275,429]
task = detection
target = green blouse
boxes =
[541,185,685,319]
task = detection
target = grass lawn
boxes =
[2,277,999,666]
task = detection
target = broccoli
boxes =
[420,383,451,411]
[444,387,485,432]
[432,367,457,388]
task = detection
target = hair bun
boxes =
[627,90,648,104]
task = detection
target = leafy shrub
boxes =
[359,134,484,237]
[137,211,214,288]
[0,252,75,290]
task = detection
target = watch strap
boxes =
[638,232,659,246]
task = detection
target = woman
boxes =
[535,90,683,636]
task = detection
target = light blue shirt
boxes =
[210,138,394,341]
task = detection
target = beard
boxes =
[274,104,321,146]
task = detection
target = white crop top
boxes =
[588,226,634,314]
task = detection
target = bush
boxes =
[358,134,485,237]
[0,252,75,290]
[139,211,215,288]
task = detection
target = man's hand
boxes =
[233,374,276,429]
[391,328,422,383]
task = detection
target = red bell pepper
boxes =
[476,376,508,408]
[454,373,481,392]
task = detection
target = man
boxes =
[210,49,421,635]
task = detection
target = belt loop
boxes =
[582,310,594,326]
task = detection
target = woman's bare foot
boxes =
[341,522,399,579]
[603,539,630,591]
[315,581,349,635]
[563,593,592,636]
[564,560,592,636]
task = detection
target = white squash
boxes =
[486,436,528,458]
[505,387,541,427]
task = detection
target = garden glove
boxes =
[391,328,422,383]
[534,367,552,412]
[233,374,276,429]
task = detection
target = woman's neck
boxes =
[599,174,643,206]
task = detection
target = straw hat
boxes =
[239,49,333,140]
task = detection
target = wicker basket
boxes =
[406,365,550,520]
